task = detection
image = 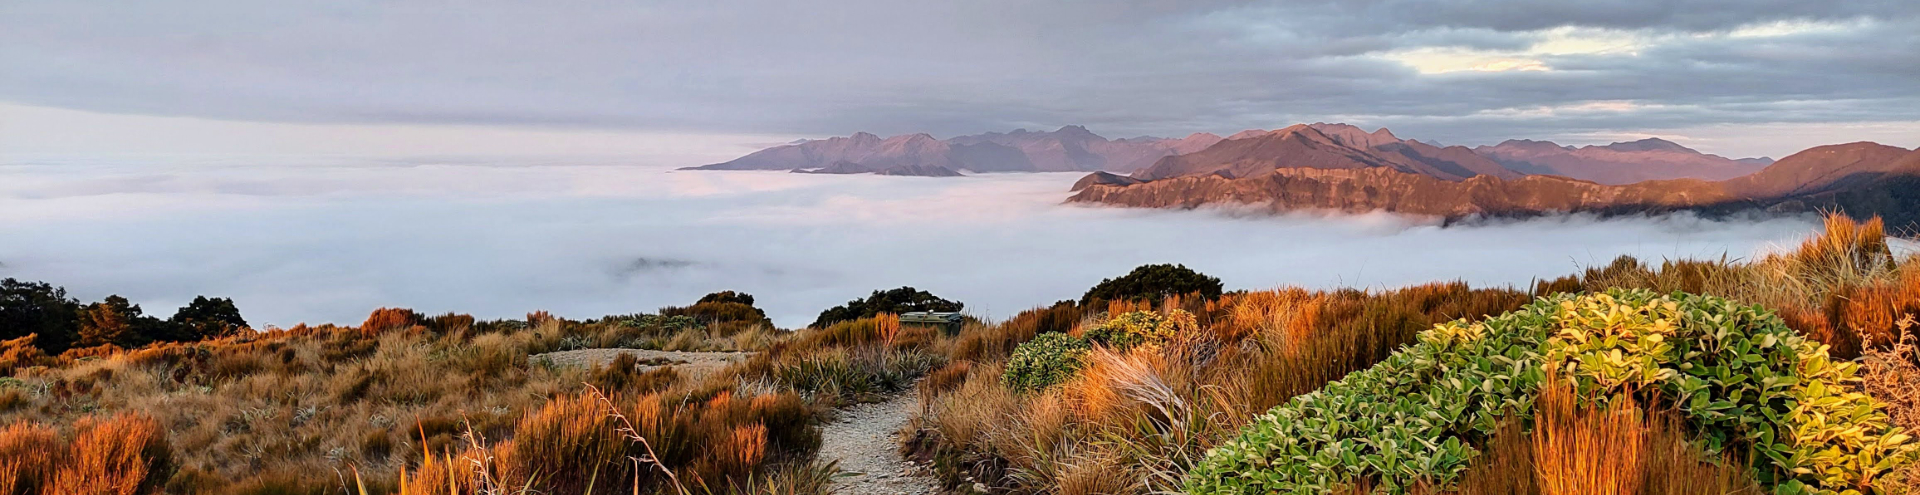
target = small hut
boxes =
[900,311,965,336]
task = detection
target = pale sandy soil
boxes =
[530,348,753,381]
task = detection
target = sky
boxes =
[0,159,1826,328]
[4,1,1920,159]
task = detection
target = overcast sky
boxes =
[4,0,1919,158]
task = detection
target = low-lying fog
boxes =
[0,155,1824,328]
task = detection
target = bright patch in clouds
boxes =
[1383,19,1862,75]
[1725,18,1867,38]
[1467,100,1673,119]
[1383,47,1552,74]
[1383,26,1649,74]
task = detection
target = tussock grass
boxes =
[0,413,170,495]
[1532,379,1645,495]
[911,216,1919,495]
[0,290,842,494]
[1559,213,1919,359]
[909,282,1530,494]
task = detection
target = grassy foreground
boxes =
[1,215,1917,494]
[906,215,1920,495]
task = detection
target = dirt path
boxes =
[818,389,941,495]
[535,349,943,493]
[530,348,753,381]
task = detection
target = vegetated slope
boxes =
[1474,138,1772,184]
[0,291,953,495]
[1071,141,1920,231]
[685,126,1223,176]
[1189,290,1910,495]
[1127,123,1520,182]
[906,216,1920,495]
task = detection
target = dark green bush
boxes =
[1080,264,1223,305]
[811,286,962,328]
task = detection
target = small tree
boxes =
[76,295,153,348]
[810,287,963,329]
[0,278,81,353]
[696,291,756,306]
[169,296,249,340]
[1080,264,1223,305]
[663,291,772,328]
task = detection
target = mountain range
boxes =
[1069,132,1920,230]
[1474,138,1772,184]
[684,126,1222,175]
[689,122,1918,229]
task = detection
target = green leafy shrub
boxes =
[1082,309,1197,350]
[1002,332,1092,392]
[1187,289,1917,495]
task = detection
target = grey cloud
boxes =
[1,0,1917,153]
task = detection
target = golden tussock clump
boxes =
[0,413,171,495]
[1531,379,1646,495]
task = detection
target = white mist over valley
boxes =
[0,154,1824,328]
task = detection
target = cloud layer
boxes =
[0,156,1825,328]
[4,1,1919,156]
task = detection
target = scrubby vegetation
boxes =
[1,280,247,362]
[0,290,945,494]
[1080,263,1223,305]
[1001,332,1091,392]
[907,282,1531,494]
[1190,290,1910,494]
[5,216,1918,495]
[907,215,1920,495]
[810,286,964,329]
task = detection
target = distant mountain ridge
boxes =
[683,126,1223,176]
[691,120,1917,228]
[1473,137,1773,185]
[1070,140,1920,231]
[692,123,1776,184]
[1128,123,1522,182]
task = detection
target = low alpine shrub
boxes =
[1002,332,1091,392]
[1082,310,1196,351]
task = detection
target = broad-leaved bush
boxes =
[1082,309,1197,351]
[1186,289,1915,495]
[1002,332,1092,392]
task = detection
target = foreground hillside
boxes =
[906,216,1920,495]
[2,217,1917,494]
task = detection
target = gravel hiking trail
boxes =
[819,389,941,494]
[535,349,942,493]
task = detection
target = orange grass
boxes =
[1532,379,1646,495]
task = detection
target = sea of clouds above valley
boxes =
[0,155,1825,328]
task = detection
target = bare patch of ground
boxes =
[531,348,753,381]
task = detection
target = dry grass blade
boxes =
[586,384,689,495]
[1532,377,1645,495]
